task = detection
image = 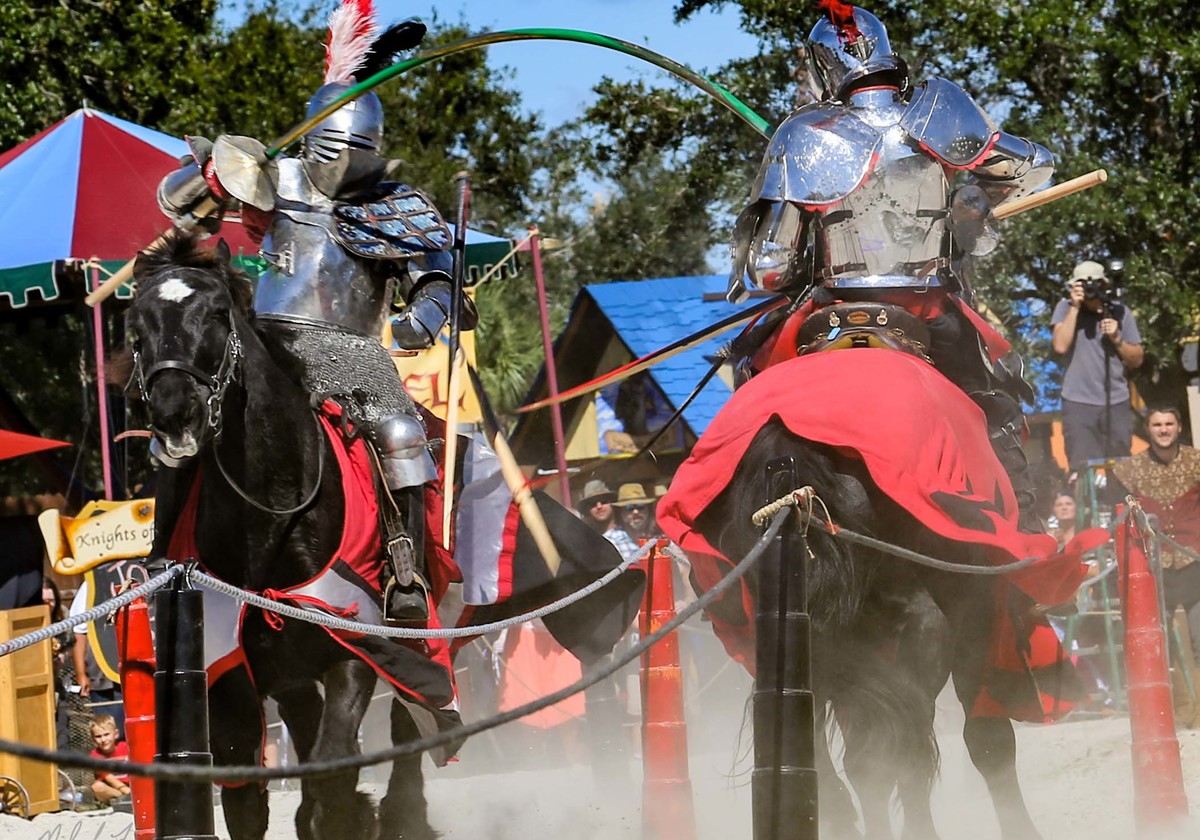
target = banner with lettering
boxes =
[40,499,156,575]
[387,309,481,425]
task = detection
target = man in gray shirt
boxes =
[1051,260,1145,476]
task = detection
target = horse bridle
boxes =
[133,320,324,517]
[134,320,244,437]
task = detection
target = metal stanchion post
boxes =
[154,580,217,840]
[753,459,817,840]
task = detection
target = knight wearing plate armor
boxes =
[729,3,1052,531]
[156,9,467,621]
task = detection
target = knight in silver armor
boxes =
[155,12,464,620]
[728,5,1052,531]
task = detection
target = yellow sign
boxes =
[385,317,481,425]
[38,499,156,575]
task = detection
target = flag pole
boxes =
[529,225,573,511]
[89,264,114,500]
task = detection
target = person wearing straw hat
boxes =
[612,483,661,542]
[578,480,640,564]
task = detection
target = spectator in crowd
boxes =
[577,479,640,564]
[1112,406,1200,667]
[1051,260,1144,480]
[612,483,663,542]
[42,577,73,749]
[69,579,124,740]
[88,714,130,804]
[1047,491,1079,548]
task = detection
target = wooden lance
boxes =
[441,172,471,548]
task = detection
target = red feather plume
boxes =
[817,0,864,43]
[324,0,380,83]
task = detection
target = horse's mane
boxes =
[134,232,254,313]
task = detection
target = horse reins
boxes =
[136,320,325,517]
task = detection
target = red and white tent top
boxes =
[0,108,259,280]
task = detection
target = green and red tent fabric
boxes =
[0,108,262,309]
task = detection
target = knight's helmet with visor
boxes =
[806,2,908,101]
[301,2,426,197]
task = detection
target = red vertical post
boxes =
[117,599,156,839]
[528,225,573,512]
[89,264,114,499]
[639,540,696,840]
[1115,514,1189,831]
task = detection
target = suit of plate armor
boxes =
[157,71,468,620]
[729,6,1052,530]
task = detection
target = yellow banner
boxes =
[385,318,481,424]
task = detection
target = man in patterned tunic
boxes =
[1112,406,1200,667]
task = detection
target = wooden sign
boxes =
[39,498,156,575]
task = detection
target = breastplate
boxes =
[815,94,951,290]
[254,159,392,336]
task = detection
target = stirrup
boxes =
[384,573,430,626]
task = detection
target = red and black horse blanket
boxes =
[657,349,1107,722]
[170,403,643,770]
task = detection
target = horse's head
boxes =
[127,235,253,466]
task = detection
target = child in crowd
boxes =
[88,714,130,803]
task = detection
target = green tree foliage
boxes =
[0,0,220,149]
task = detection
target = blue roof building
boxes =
[511,274,766,485]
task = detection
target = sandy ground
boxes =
[5,677,1198,840]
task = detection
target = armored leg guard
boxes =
[971,389,1042,534]
[373,413,437,624]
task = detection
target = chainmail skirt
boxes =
[257,320,420,434]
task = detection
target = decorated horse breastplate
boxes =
[255,159,393,337]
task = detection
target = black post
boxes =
[752,458,818,840]
[154,581,218,840]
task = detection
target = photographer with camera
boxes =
[1051,260,1145,480]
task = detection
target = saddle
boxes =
[794,302,932,363]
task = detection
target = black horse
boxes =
[663,350,1081,840]
[122,235,445,840]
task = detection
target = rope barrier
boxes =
[189,537,654,639]
[0,508,791,783]
[0,566,185,658]
[753,487,1041,575]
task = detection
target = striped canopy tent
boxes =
[0,108,263,308]
[0,109,517,310]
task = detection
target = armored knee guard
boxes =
[373,412,437,490]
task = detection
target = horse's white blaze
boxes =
[158,277,195,302]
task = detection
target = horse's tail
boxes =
[818,634,941,797]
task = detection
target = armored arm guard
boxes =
[902,78,1054,208]
[391,251,478,351]
[968,132,1055,206]
[156,136,225,232]
[727,200,813,304]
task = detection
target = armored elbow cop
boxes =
[391,279,478,351]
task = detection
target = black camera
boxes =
[1072,258,1125,317]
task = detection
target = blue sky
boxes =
[220,1,762,128]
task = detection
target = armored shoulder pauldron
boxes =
[900,77,998,168]
[334,183,452,260]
